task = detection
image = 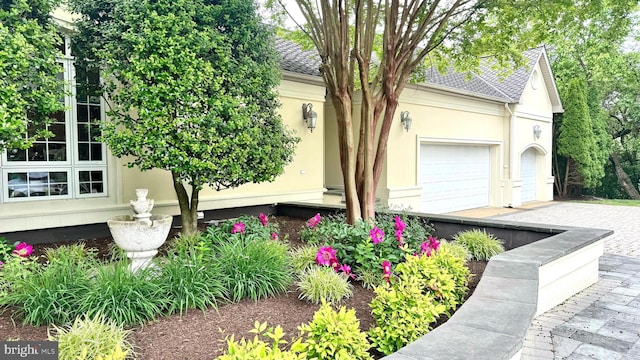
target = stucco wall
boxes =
[0,76,327,232]
[324,86,509,211]
[507,62,555,206]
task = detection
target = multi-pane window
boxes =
[1,34,107,202]
[76,67,103,162]
[7,171,68,199]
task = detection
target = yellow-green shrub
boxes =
[368,253,460,355]
[298,302,372,360]
[49,313,134,360]
[297,266,353,304]
[216,321,305,360]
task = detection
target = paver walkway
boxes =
[489,202,640,360]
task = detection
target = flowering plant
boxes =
[231,222,246,234]
[381,260,392,283]
[369,227,385,245]
[306,213,321,228]
[420,236,441,257]
[0,238,33,268]
[394,216,406,247]
[204,214,281,246]
[300,212,436,288]
[13,242,34,257]
[259,213,268,227]
[315,246,338,269]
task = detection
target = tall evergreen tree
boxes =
[555,77,604,196]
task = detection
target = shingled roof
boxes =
[276,38,321,76]
[277,39,562,112]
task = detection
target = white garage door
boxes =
[420,144,490,214]
[520,148,537,203]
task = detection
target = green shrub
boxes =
[0,245,96,326]
[213,239,292,302]
[368,254,460,355]
[375,211,434,250]
[453,229,505,261]
[205,214,280,246]
[300,213,435,284]
[298,302,372,360]
[438,239,471,261]
[397,253,460,312]
[158,249,227,315]
[368,276,446,355]
[170,232,204,254]
[44,243,97,264]
[0,237,14,264]
[49,312,134,360]
[78,260,167,326]
[216,321,305,360]
[356,268,385,290]
[288,245,318,274]
[430,242,471,304]
[297,266,353,305]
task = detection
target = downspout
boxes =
[505,103,516,207]
[505,103,515,180]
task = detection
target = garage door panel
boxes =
[421,144,490,214]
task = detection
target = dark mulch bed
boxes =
[0,216,486,359]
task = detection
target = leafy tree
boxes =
[599,52,640,199]
[70,0,298,235]
[548,0,638,198]
[270,0,586,223]
[0,0,64,152]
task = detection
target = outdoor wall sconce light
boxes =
[400,111,412,132]
[533,125,542,139]
[302,103,317,132]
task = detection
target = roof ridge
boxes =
[469,69,514,101]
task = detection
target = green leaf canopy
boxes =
[71,0,299,191]
[0,0,64,152]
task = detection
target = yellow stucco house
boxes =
[0,9,562,234]
[325,47,563,214]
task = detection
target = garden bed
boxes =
[0,215,486,359]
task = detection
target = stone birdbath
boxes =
[107,189,172,272]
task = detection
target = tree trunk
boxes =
[610,153,640,199]
[562,158,571,197]
[331,94,361,224]
[171,171,200,236]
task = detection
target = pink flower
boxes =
[339,264,356,279]
[382,260,392,283]
[0,261,3,268]
[429,235,441,252]
[394,216,406,232]
[307,213,321,228]
[231,222,246,234]
[316,246,337,267]
[259,213,268,227]
[395,230,404,246]
[370,227,385,245]
[271,232,279,240]
[420,236,440,257]
[394,216,406,245]
[12,242,33,257]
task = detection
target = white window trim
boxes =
[3,168,73,202]
[74,168,108,199]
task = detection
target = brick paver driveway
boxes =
[492,202,640,258]
[492,202,640,359]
